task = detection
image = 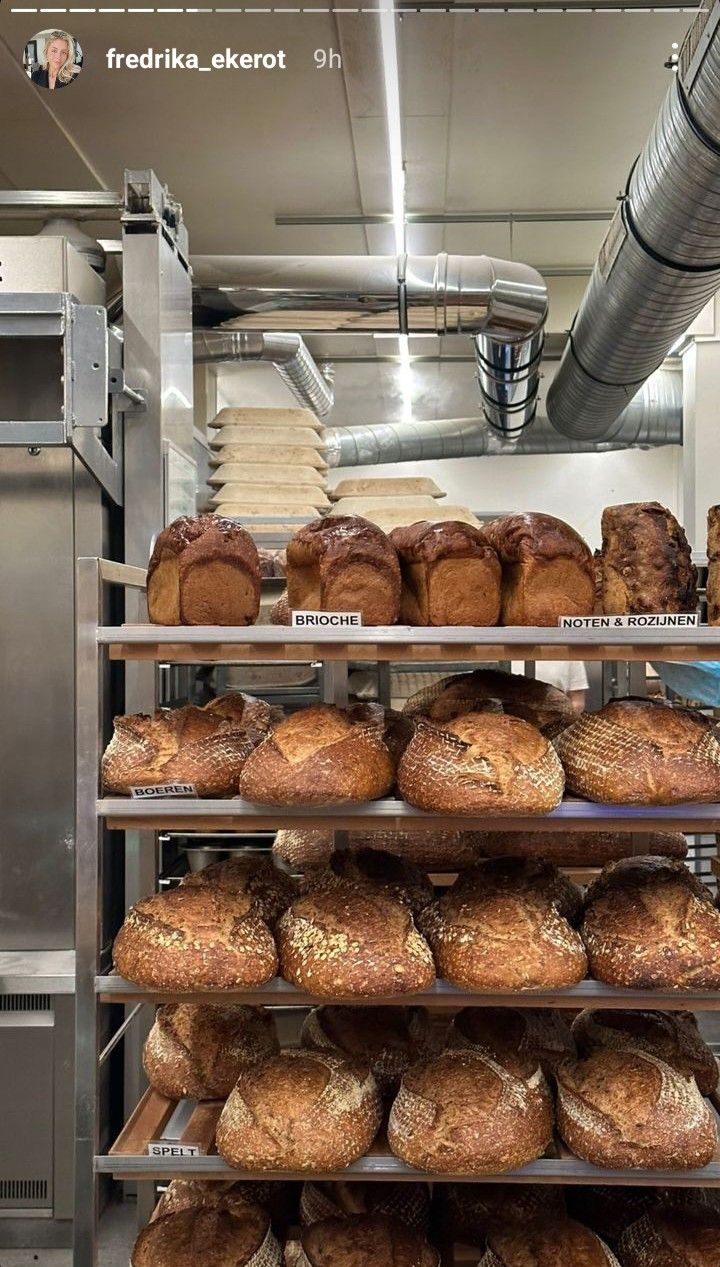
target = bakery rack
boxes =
[75,556,720,1267]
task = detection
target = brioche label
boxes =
[291,610,363,628]
[146,1142,203,1157]
[130,783,197,798]
[558,613,700,629]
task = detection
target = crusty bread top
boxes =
[484,513,594,570]
[579,697,716,750]
[571,1009,718,1094]
[584,854,712,905]
[708,505,720,562]
[403,669,575,732]
[401,1049,524,1119]
[148,513,259,572]
[313,848,434,912]
[288,515,399,571]
[389,520,499,565]
[485,1216,618,1267]
[302,1005,430,1065]
[284,883,424,944]
[181,855,296,923]
[131,1206,270,1267]
[450,857,582,924]
[232,1049,370,1121]
[301,1214,439,1267]
[445,1008,544,1082]
[437,711,553,766]
[601,502,697,612]
[153,1178,267,1221]
[556,1047,708,1133]
[268,706,367,765]
[119,884,257,936]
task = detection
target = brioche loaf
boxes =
[618,1209,720,1267]
[215,1049,382,1171]
[707,505,720,625]
[388,521,502,626]
[448,1007,576,1075]
[556,1048,717,1169]
[296,1214,439,1267]
[303,848,434,921]
[278,883,435,996]
[131,1207,281,1267]
[112,887,278,990]
[286,516,401,625]
[209,406,324,433]
[301,1005,433,1099]
[470,829,688,866]
[299,1182,430,1232]
[147,514,261,626]
[435,1184,566,1247]
[273,828,482,873]
[238,705,395,806]
[479,1216,620,1267]
[483,513,595,625]
[181,855,296,925]
[601,502,697,615]
[142,1004,278,1100]
[387,1049,553,1173]
[397,713,565,815]
[402,668,575,735]
[571,1008,718,1095]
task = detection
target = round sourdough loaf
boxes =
[387,1049,553,1174]
[272,828,481,873]
[555,697,720,804]
[581,856,720,990]
[238,705,396,806]
[181,855,297,925]
[448,1007,576,1075]
[142,1003,278,1100]
[131,1206,281,1267]
[215,1050,382,1171]
[147,514,261,627]
[479,1216,620,1267]
[278,883,435,997]
[469,829,687,866]
[154,1179,297,1231]
[112,887,278,990]
[397,713,565,815]
[300,1005,433,1099]
[435,1184,566,1247]
[618,1209,720,1267]
[451,857,583,922]
[295,1214,439,1267]
[556,1048,717,1169]
[299,1181,430,1232]
[302,848,434,921]
[571,1008,718,1095]
[402,668,576,734]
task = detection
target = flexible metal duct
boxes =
[547,3,720,440]
[191,253,548,436]
[193,329,334,419]
[324,367,681,466]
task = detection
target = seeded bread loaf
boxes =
[303,848,434,922]
[402,668,575,735]
[181,855,296,925]
[707,505,720,625]
[142,1004,278,1100]
[571,1008,718,1095]
[299,1181,431,1232]
[273,828,481,873]
[618,1208,720,1267]
[286,516,401,625]
[131,1206,281,1267]
[448,1007,576,1075]
[388,520,502,626]
[147,514,261,626]
[296,1214,439,1267]
[470,829,688,866]
[601,502,697,616]
[479,1216,620,1267]
[301,1005,433,1099]
[483,513,595,626]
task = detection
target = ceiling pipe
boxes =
[193,329,334,419]
[547,1,720,440]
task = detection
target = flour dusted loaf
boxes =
[142,1004,278,1100]
[479,1216,620,1267]
[299,1182,430,1232]
[301,1005,433,1099]
[295,1214,439,1267]
[215,1049,382,1171]
[484,512,595,625]
[471,829,687,866]
[601,502,697,615]
[238,705,396,806]
[147,514,261,626]
[402,667,575,735]
[556,1047,717,1169]
[398,712,565,815]
[555,697,720,804]
[278,882,435,996]
[181,855,296,925]
[435,1184,566,1247]
[388,521,501,626]
[112,887,278,990]
[131,1206,281,1267]
[707,505,720,625]
[102,693,272,797]
[581,856,720,990]
[618,1208,720,1267]
[387,1048,553,1174]
[448,1006,576,1075]
[303,848,434,922]
[571,1008,718,1095]
[286,516,401,625]
[273,828,481,873]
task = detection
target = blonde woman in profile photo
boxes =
[28,30,81,91]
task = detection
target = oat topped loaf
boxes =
[299,1180,431,1233]
[448,1006,576,1075]
[147,514,261,626]
[483,512,595,626]
[181,854,297,925]
[479,1216,620,1267]
[618,1208,720,1267]
[302,847,435,921]
[571,1008,719,1096]
[601,502,697,616]
[286,515,401,625]
[389,520,502,627]
[131,1206,280,1267]
[297,1214,439,1267]
[402,667,576,735]
[301,1005,433,1099]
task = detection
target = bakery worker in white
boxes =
[511,660,589,714]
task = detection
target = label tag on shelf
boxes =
[558,613,700,629]
[129,783,197,798]
[291,610,363,628]
[146,1142,203,1158]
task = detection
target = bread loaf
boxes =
[112,887,278,989]
[707,505,720,625]
[398,712,565,815]
[470,829,688,866]
[272,828,482,873]
[154,1178,296,1231]
[453,856,584,922]
[618,1209,720,1267]
[147,515,261,626]
[286,516,401,625]
[303,848,434,922]
[479,1216,620,1267]
[483,513,595,625]
[238,705,396,806]
[435,1184,566,1247]
[299,1182,430,1232]
[581,856,720,990]
[209,406,324,433]
[601,502,697,615]
[571,1008,718,1095]
[278,883,435,997]
[142,1004,278,1100]
[102,693,271,797]
[388,521,502,626]
[402,668,575,735]
[448,1007,576,1075]
[556,1048,717,1169]
[555,697,720,804]
[131,1207,281,1267]
[215,1049,382,1171]
[301,1005,433,1099]
[567,1187,720,1245]
[387,1049,553,1174]
[181,855,296,925]
[296,1214,439,1267]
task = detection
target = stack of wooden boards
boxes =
[327,475,481,532]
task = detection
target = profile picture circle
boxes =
[23,29,83,91]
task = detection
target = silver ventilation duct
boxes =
[193,329,334,419]
[191,253,548,436]
[547,3,720,440]
[324,367,681,467]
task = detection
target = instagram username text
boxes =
[106,46,287,70]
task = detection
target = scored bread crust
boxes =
[302,848,435,922]
[389,520,502,627]
[555,697,720,805]
[278,883,436,997]
[147,514,261,626]
[387,1049,553,1174]
[142,1003,279,1100]
[300,1005,433,1099]
[618,1209,720,1267]
[299,1181,431,1233]
[601,502,698,616]
[483,513,595,626]
[286,516,401,625]
[215,1049,382,1172]
[297,1214,439,1267]
[448,1006,576,1076]
[707,505,720,625]
[479,1216,620,1267]
[556,1048,718,1169]
[571,1008,719,1096]
[470,828,688,866]
[238,705,396,806]
[401,668,575,734]
[112,887,278,989]
[397,713,565,815]
[131,1207,280,1267]
[272,828,480,873]
[181,855,297,925]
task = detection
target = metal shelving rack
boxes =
[75,556,720,1266]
